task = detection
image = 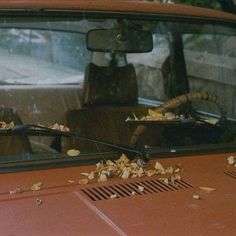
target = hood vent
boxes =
[81,177,192,201]
[224,169,236,179]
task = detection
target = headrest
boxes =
[81,63,138,106]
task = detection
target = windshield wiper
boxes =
[5,124,149,163]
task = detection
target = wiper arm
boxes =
[8,124,149,163]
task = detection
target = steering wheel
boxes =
[130,91,226,146]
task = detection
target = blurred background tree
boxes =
[174,0,220,9]
[173,0,236,13]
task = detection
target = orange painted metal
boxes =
[0,0,235,22]
[0,1,235,235]
[0,152,235,235]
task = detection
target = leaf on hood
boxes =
[199,186,216,193]
[78,179,89,185]
[193,194,201,200]
[31,182,43,191]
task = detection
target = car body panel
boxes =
[0,0,235,22]
[0,152,235,235]
[0,1,235,235]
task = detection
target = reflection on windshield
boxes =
[0,29,88,84]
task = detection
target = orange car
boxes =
[0,0,236,235]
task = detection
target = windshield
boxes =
[0,16,236,168]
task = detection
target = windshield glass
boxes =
[0,17,235,166]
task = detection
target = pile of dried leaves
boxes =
[78,154,182,185]
[126,109,185,122]
[0,121,14,129]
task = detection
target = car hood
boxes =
[0,152,235,236]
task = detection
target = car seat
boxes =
[63,53,148,153]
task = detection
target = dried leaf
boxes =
[110,194,117,199]
[98,174,107,183]
[67,180,75,183]
[165,166,174,174]
[132,113,139,121]
[67,149,80,157]
[138,167,144,176]
[50,123,69,132]
[174,168,180,173]
[199,186,216,193]
[31,182,42,191]
[227,156,236,166]
[88,172,95,180]
[106,160,115,166]
[78,179,89,185]
[0,121,15,129]
[121,168,130,179]
[145,170,155,177]
[148,109,164,119]
[154,161,165,174]
[138,185,144,192]
[117,153,129,164]
[193,195,201,200]
[163,178,169,185]
[80,172,90,177]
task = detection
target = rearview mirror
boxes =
[87,29,153,53]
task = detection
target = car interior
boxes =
[0,18,235,160]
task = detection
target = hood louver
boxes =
[81,177,192,202]
[224,169,236,179]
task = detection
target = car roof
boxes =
[0,0,236,22]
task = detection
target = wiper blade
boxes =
[7,124,149,162]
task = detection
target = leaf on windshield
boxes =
[0,121,14,130]
[199,186,216,193]
[49,123,70,132]
[31,182,43,191]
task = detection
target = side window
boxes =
[183,33,236,119]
